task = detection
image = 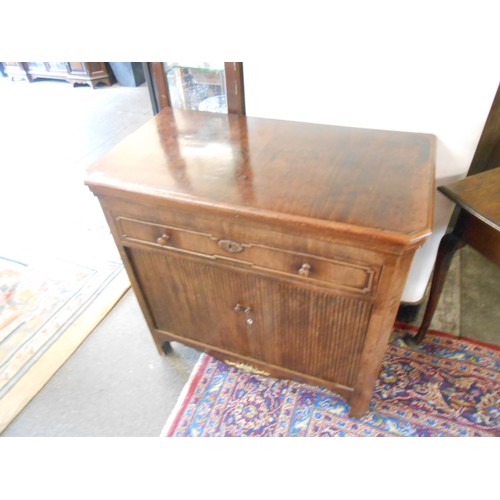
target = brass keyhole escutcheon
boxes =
[218,239,244,253]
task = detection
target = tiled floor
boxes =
[1,76,498,436]
[400,245,500,345]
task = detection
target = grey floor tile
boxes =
[2,291,199,437]
[430,249,462,334]
[400,250,462,336]
[460,246,500,344]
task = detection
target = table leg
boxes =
[406,232,465,345]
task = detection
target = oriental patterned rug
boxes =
[0,254,129,433]
[161,326,500,437]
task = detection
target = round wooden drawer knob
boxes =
[298,263,311,277]
[156,234,170,246]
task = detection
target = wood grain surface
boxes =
[86,108,435,244]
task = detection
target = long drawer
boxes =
[116,214,379,296]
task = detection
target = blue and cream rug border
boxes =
[0,255,130,432]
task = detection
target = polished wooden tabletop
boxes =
[86,108,436,244]
[438,166,500,231]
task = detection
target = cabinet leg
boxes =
[348,392,371,419]
[161,341,173,355]
[406,232,464,345]
[152,335,174,356]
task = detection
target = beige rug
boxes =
[0,254,130,433]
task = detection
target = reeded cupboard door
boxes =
[127,246,259,357]
[127,246,373,389]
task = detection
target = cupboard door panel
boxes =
[258,281,373,388]
[127,247,257,356]
[127,246,373,388]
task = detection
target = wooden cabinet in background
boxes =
[3,62,112,88]
[85,108,436,418]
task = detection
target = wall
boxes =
[242,3,499,302]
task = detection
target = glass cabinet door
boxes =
[164,62,228,113]
[46,62,69,72]
[145,62,245,116]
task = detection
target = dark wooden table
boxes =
[409,166,500,344]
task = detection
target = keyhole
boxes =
[234,303,254,326]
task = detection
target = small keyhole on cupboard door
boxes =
[234,303,254,326]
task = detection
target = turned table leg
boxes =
[407,231,465,345]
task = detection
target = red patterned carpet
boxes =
[162,326,500,437]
